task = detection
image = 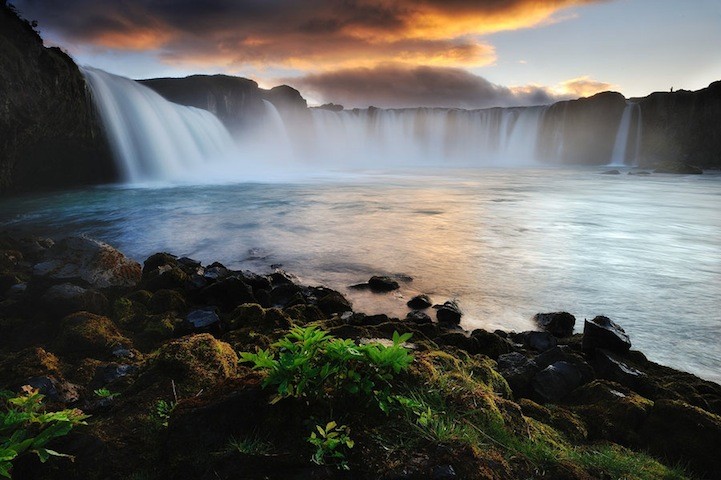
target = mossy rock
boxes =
[140,266,188,292]
[639,399,721,478]
[518,399,587,442]
[566,380,652,445]
[146,333,239,395]
[0,347,61,386]
[111,297,148,329]
[148,289,187,314]
[284,304,325,324]
[228,303,265,330]
[53,311,130,359]
[142,313,178,343]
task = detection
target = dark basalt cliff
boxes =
[636,81,721,168]
[0,2,114,194]
[140,75,308,134]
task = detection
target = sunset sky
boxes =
[12,0,721,108]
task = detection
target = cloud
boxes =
[14,0,602,71]
[553,75,617,97]
[287,64,613,109]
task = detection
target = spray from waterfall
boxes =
[609,102,642,166]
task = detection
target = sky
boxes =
[11,0,721,108]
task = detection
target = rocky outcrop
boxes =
[636,81,721,169]
[0,1,114,194]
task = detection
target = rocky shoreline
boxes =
[1,234,720,480]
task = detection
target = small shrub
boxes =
[154,400,176,427]
[240,327,413,405]
[225,434,274,456]
[307,421,354,470]
[93,388,119,400]
[0,386,88,478]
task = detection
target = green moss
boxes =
[53,312,129,358]
[147,289,187,314]
[142,314,177,342]
[571,444,690,480]
[148,333,238,395]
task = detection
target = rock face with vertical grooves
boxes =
[0,1,114,194]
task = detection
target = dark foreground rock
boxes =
[534,312,575,338]
[582,315,631,353]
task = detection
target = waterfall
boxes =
[82,67,236,182]
[609,102,641,166]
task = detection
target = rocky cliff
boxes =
[0,1,114,194]
[636,81,721,168]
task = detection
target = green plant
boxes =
[93,388,119,400]
[240,327,413,405]
[154,400,176,427]
[307,421,354,470]
[0,386,88,478]
[225,434,274,456]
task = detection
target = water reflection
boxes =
[0,168,719,382]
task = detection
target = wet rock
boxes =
[601,169,621,174]
[628,170,651,175]
[199,276,255,311]
[534,312,575,338]
[177,257,201,270]
[186,307,221,332]
[368,275,400,292]
[285,304,326,324]
[639,399,721,478]
[435,301,462,325]
[203,262,230,281]
[436,332,475,352]
[142,265,189,292]
[111,344,135,359]
[511,331,557,352]
[582,316,631,353]
[316,290,352,316]
[41,283,108,316]
[591,348,648,391]
[532,361,584,403]
[268,283,302,308]
[93,363,138,386]
[54,312,130,359]
[407,294,432,310]
[407,310,432,324]
[237,270,272,291]
[142,252,179,275]
[33,236,141,289]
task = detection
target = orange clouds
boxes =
[16,0,601,71]
[553,76,617,97]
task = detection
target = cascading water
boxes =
[82,67,236,182]
[609,102,641,166]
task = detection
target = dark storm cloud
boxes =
[288,64,576,109]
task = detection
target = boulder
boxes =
[407,310,432,324]
[41,283,108,316]
[185,307,222,332]
[26,376,81,404]
[368,276,400,292]
[591,348,648,391]
[497,352,539,399]
[146,333,239,395]
[199,276,255,310]
[601,169,621,175]
[33,236,141,289]
[407,294,432,309]
[54,312,129,359]
[435,301,462,325]
[533,312,575,337]
[470,329,512,359]
[520,331,557,352]
[148,289,187,314]
[316,290,352,316]
[582,316,631,353]
[531,361,584,403]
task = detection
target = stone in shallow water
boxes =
[368,275,400,292]
[582,316,631,353]
[534,311,575,338]
[406,310,432,324]
[407,294,432,309]
[435,300,462,324]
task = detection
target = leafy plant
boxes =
[93,388,119,400]
[0,386,88,478]
[240,327,413,405]
[307,421,354,470]
[225,434,274,456]
[154,400,176,427]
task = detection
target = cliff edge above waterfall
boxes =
[0,1,114,194]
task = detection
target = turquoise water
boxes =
[1,167,719,382]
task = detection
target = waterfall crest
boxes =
[82,67,236,182]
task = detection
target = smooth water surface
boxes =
[1,167,719,382]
